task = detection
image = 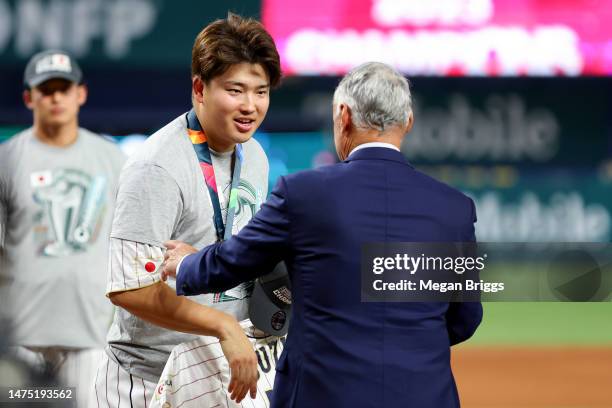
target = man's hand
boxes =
[161,240,198,281]
[218,315,259,402]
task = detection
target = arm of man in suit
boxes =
[446,198,483,346]
[164,176,291,296]
[446,299,483,345]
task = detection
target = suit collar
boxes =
[344,146,413,167]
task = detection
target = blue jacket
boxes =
[177,147,483,407]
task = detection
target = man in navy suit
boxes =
[162,62,482,407]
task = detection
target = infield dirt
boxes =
[452,346,612,408]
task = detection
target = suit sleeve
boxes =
[446,197,483,345]
[177,177,291,296]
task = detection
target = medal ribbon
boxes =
[186,109,243,241]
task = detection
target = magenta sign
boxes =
[263,0,612,76]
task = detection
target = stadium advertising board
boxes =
[0,0,259,66]
[263,0,612,76]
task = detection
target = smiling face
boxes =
[193,62,270,152]
[24,78,86,128]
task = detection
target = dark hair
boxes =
[191,13,281,87]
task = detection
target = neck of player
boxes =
[204,133,236,153]
[34,118,79,147]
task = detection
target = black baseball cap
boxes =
[249,262,292,336]
[23,50,82,89]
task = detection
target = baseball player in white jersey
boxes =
[93,13,283,407]
[0,49,125,408]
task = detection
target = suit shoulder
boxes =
[282,164,335,185]
[419,168,469,193]
[410,168,474,210]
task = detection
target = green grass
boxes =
[466,302,612,346]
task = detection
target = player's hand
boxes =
[218,316,258,402]
[161,240,198,281]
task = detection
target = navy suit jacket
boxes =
[177,147,482,408]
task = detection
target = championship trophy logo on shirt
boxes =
[232,179,262,234]
[31,168,107,257]
[213,179,262,304]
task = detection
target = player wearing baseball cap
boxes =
[94,13,281,407]
[23,50,83,88]
[0,49,125,407]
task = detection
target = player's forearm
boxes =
[109,281,234,339]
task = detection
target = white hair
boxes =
[333,62,412,131]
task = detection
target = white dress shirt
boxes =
[348,142,400,157]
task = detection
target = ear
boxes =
[405,111,414,134]
[77,84,88,106]
[339,104,352,137]
[23,90,33,110]
[192,76,205,104]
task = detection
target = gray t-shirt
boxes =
[106,113,269,382]
[0,128,125,348]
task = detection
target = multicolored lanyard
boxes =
[186,109,243,242]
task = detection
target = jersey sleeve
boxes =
[106,237,164,294]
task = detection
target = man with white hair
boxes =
[162,62,483,407]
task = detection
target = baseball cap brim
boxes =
[27,72,80,88]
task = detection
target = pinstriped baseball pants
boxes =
[92,350,156,408]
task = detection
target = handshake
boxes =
[160,240,198,281]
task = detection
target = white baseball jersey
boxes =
[104,114,269,383]
[151,320,285,408]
